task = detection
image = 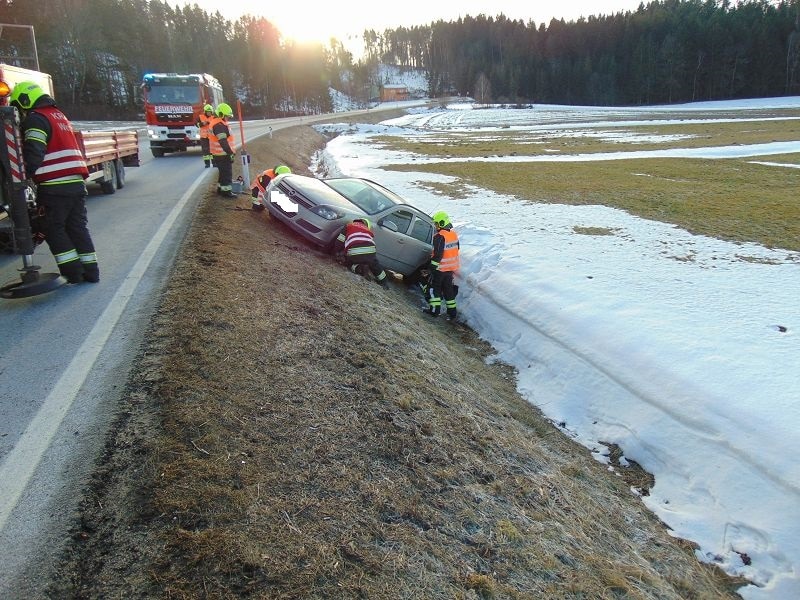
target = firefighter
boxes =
[9,81,99,284]
[251,164,291,211]
[196,103,214,168]
[338,217,388,288]
[424,210,460,320]
[208,102,236,198]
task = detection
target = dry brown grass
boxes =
[49,122,746,599]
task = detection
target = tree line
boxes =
[0,0,359,119]
[1,0,799,120]
[366,0,800,105]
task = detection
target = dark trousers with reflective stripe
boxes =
[432,270,457,317]
[347,253,387,282]
[212,154,232,190]
[199,138,211,164]
[38,188,98,280]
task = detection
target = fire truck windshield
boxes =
[145,85,201,104]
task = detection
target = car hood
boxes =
[277,175,364,212]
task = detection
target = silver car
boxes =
[264,175,434,279]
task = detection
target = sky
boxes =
[171,0,645,46]
[308,95,800,599]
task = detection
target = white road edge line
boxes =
[0,171,211,531]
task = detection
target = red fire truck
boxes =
[141,72,224,157]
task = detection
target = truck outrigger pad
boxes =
[1,265,66,299]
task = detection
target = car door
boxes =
[374,207,434,276]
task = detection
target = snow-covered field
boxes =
[314,97,800,599]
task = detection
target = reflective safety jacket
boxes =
[251,168,277,199]
[196,112,214,139]
[208,116,235,156]
[25,105,89,185]
[431,226,460,272]
[343,221,377,257]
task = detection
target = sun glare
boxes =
[234,1,358,46]
[276,20,340,46]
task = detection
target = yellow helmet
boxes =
[216,102,233,118]
[10,81,46,111]
[354,217,372,230]
[203,103,213,113]
[274,165,291,175]
[431,210,451,229]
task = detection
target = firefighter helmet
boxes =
[203,103,213,113]
[10,81,46,111]
[274,165,291,175]
[431,210,451,229]
[216,102,233,118]
[354,217,372,230]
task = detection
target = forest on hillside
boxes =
[1,0,799,119]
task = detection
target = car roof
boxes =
[280,175,432,222]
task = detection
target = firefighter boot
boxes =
[83,266,100,283]
[60,262,84,284]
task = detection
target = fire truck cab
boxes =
[141,72,224,157]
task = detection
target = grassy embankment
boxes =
[49,119,748,599]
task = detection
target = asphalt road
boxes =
[0,104,420,597]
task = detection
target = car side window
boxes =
[410,218,433,244]
[384,209,413,234]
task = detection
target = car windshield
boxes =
[145,85,200,104]
[325,179,402,215]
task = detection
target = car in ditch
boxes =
[263,174,435,280]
